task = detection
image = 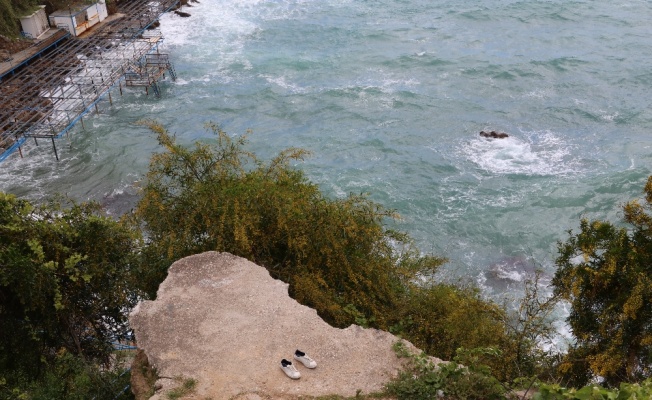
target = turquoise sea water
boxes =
[2,0,652,302]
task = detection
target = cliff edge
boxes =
[129,252,439,399]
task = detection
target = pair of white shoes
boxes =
[280,350,317,379]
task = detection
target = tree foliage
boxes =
[134,121,446,327]
[386,341,507,400]
[0,350,133,400]
[553,176,652,386]
[0,193,141,382]
[392,282,508,363]
[533,378,652,400]
[0,0,40,37]
[498,272,560,384]
[132,121,520,371]
[0,121,578,396]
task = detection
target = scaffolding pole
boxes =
[0,0,180,162]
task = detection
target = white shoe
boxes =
[280,359,301,379]
[294,350,317,369]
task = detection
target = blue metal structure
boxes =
[0,0,180,162]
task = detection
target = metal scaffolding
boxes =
[0,0,180,162]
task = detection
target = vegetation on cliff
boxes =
[553,178,652,387]
[0,193,139,398]
[133,122,520,376]
[0,0,40,37]
[2,123,652,398]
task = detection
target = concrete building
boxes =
[19,5,49,39]
[48,1,108,37]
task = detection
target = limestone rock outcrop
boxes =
[129,252,436,399]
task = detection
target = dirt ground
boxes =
[129,252,441,399]
[0,35,31,59]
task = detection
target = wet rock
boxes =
[174,10,191,17]
[479,130,509,139]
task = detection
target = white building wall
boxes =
[48,1,108,37]
[98,2,108,21]
[86,5,100,28]
[86,2,108,24]
[19,6,49,39]
[49,15,77,36]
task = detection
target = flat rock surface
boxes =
[130,252,435,399]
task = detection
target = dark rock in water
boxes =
[174,10,191,17]
[101,190,141,216]
[479,130,509,139]
[484,256,541,292]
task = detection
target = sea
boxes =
[2,0,652,319]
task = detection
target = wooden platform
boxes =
[0,29,69,80]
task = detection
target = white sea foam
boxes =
[599,110,619,121]
[260,74,307,93]
[160,0,256,48]
[460,130,579,176]
[359,69,420,92]
[318,67,421,96]
[159,0,263,75]
[547,305,573,352]
[0,145,70,198]
[524,87,554,98]
[378,119,401,127]
[487,260,527,283]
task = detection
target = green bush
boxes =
[0,350,133,400]
[386,342,506,400]
[533,379,652,400]
[554,176,652,386]
[0,193,141,381]
[132,122,557,389]
[497,272,560,384]
[9,121,652,398]
[390,283,509,367]
[133,121,445,328]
